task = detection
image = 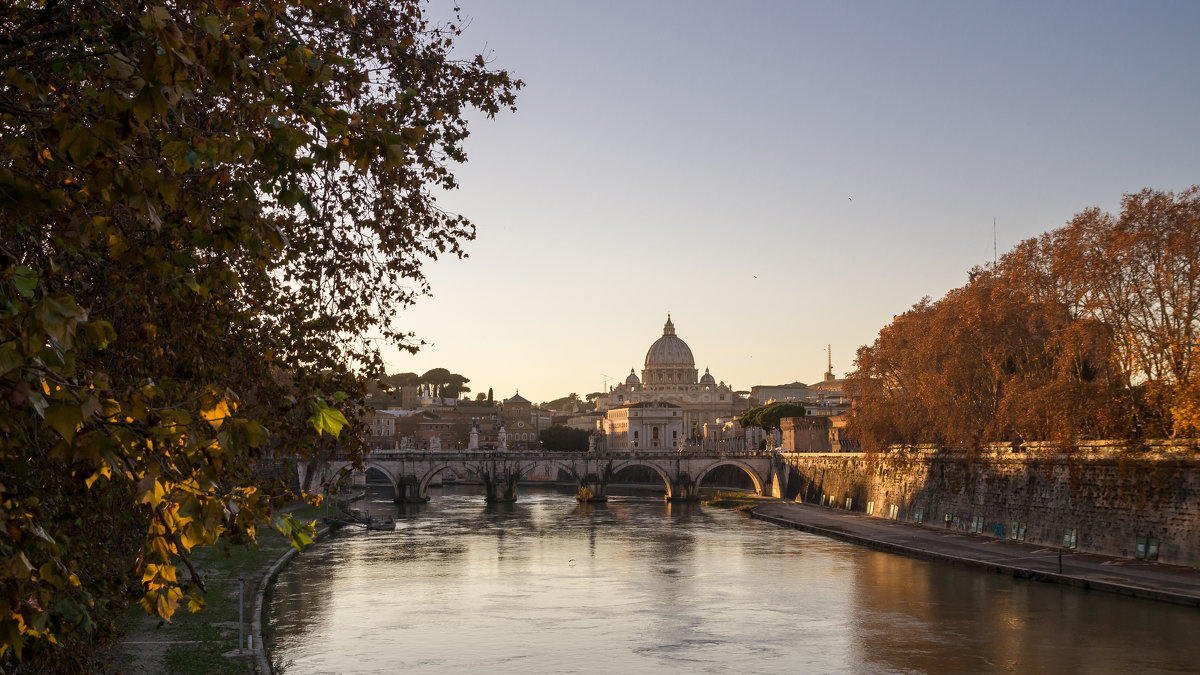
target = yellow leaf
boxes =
[187,594,205,613]
[200,398,233,429]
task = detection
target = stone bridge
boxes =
[295,450,788,503]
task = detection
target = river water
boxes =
[267,486,1200,674]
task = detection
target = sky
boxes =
[380,0,1200,404]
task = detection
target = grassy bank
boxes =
[702,491,767,511]
[110,504,327,674]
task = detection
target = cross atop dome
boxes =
[663,313,675,336]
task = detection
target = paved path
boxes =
[752,501,1200,608]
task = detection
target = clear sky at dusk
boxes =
[382,1,1200,404]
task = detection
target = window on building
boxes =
[633,430,638,439]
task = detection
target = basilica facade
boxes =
[597,316,748,443]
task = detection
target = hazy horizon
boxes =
[380,1,1200,403]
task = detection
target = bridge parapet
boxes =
[301,449,785,503]
[356,449,778,461]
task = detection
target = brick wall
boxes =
[781,446,1200,567]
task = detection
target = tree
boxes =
[740,403,807,431]
[542,392,583,412]
[540,426,589,452]
[418,368,470,400]
[1052,188,1200,436]
[0,0,518,666]
[847,187,1198,452]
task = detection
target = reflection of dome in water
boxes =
[644,315,695,369]
[699,368,716,385]
[625,368,640,385]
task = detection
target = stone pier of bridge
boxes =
[296,450,788,504]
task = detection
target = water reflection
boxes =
[268,486,1200,674]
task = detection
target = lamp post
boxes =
[238,574,245,651]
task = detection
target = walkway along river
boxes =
[265,486,1200,674]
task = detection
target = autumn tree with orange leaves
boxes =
[849,187,1199,452]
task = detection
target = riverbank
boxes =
[108,500,345,674]
[752,500,1200,607]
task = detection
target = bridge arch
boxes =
[333,461,400,487]
[419,463,466,494]
[331,461,403,499]
[608,460,675,496]
[515,459,582,485]
[693,460,765,495]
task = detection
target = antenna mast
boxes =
[993,217,997,265]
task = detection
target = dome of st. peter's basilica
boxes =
[644,315,695,368]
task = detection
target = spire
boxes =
[663,313,675,336]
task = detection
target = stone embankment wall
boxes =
[781,445,1200,567]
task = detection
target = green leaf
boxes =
[81,320,116,349]
[0,342,22,376]
[13,266,36,298]
[308,400,348,437]
[44,403,84,443]
[35,294,86,348]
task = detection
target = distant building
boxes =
[781,416,832,452]
[695,416,768,452]
[366,409,402,438]
[753,348,853,416]
[596,316,749,437]
[565,412,603,432]
[501,392,539,448]
[531,407,554,432]
[601,401,684,451]
[750,382,811,404]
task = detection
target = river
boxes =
[266,485,1200,674]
